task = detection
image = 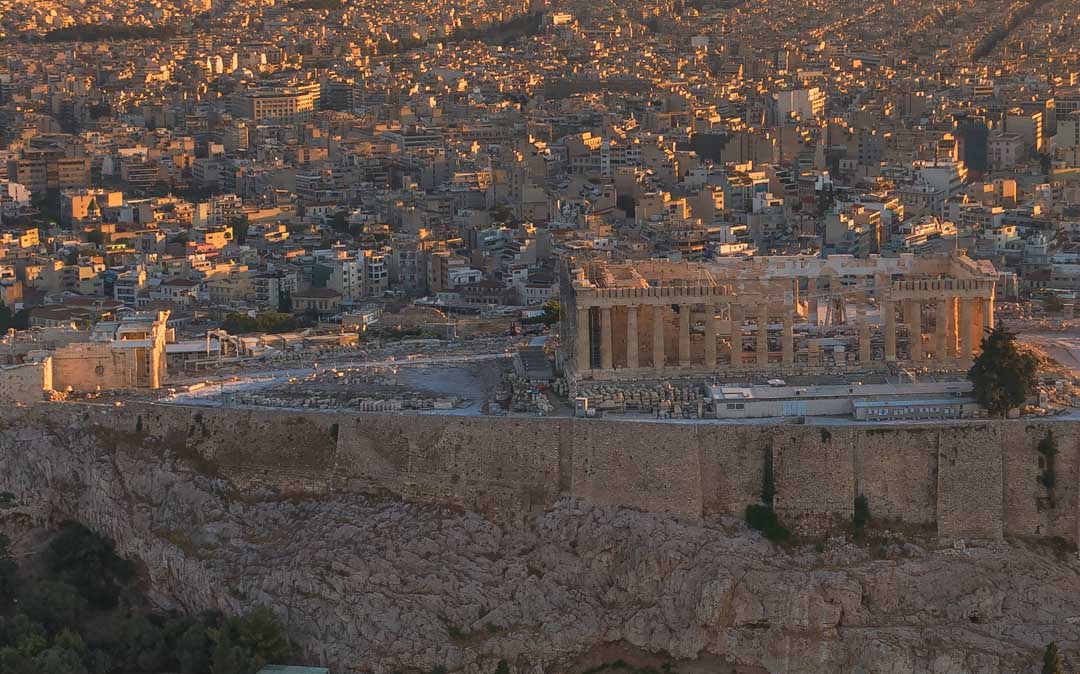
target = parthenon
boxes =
[560,252,998,383]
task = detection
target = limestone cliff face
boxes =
[0,408,1079,674]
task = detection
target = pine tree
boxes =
[968,326,1038,417]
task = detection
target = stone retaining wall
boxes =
[5,402,1079,543]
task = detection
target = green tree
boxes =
[175,623,210,674]
[0,304,27,333]
[34,646,87,674]
[0,647,34,674]
[235,606,290,664]
[209,606,290,674]
[968,326,1038,417]
[0,614,47,654]
[222,313,259,334]
[541,299,560,326]
[1043,293,1065,314]
[18,581,85,633]
[1042,642,1063,674]
[328,211,349,234]
[209,629,256,674]
[494,660,511,674]
[230,217,250,245]
[50,630,86,660]
[118,616,167,673]
[255,313,299,334]
[222,312,298,335]
[1039,152,1053,177]
[44,523,134,609]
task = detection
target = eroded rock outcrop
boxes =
[0,411,1079,674]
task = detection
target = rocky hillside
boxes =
[0,411,1078,674]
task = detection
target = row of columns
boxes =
[575,293,994,375]
[902,296,993,365]
[576,301,799,374]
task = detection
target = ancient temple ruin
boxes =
[560,253,998,383]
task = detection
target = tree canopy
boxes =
[541,299,560,326]
[0,523,294,674]
[0,303,30,333]
[222,312,299,335]
[1043,293,1065,314]
[968,326,1038,417]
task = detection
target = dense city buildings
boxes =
[5,2,1080,674]
[0,0,1075,409]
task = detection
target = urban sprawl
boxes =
[0,0,1078,422]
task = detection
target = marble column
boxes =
[730,304,743,366]
[983,297,994,333]
[934,299,948,365]
[704,304,717,368]
[971,298,985,352]
[883,299,896,361]
[600,306,613,371]
[807,278,818,325]
[857,294,871,364]
[905,299,922,362]
[576,306,590,372]
[782,310,794,365]
[653,304,665,371]
[625,305,639,370]
[945,297,958,358]
[756,308,769,366]
[679,304,691,367]
[959,297,973,361]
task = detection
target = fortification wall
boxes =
[5,402,1080,544]
[854,428,937,527]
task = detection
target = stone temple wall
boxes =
[4,402,1080,544]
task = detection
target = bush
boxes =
[209,606,292,674]
[745,504,791,543]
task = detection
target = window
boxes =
[725,403,745,410]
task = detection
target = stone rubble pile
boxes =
[505,374,554,415]
[232,393,461,411]
[574,381,707,418]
